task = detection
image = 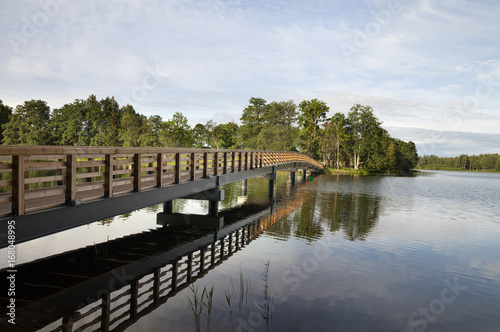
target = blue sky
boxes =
[2,0,500,156]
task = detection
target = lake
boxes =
[2,170,499,332]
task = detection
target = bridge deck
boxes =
[0,146,322,247]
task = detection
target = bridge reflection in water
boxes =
[0,175,309,332]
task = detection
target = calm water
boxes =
[2,171,500,331]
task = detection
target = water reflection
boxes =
[267,175,381,242]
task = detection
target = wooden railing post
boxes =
[65,154,76,207]
[153,270,160,303]
[12,155,26,215]
[249,152,254,169]
[211,242,216,266]
[190,153,196,181]
[130,280,138,319]
[133,153,142,192]
[175,153,181,184]
[223,152,228,174]
[101,292,111,332]
[244,152,248,170]
[187,253,193,282]
[231,152,236,173]
[172,262,178,291]
[157,153,164,187]
[238,152,242,172]
[200,247,205,274]
[213,152,219,176]
[203,152,208,178]
[104,154,114,198]
[259,152,263,168]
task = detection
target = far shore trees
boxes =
[1,95,423,171]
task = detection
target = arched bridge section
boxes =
[0,146,322,247]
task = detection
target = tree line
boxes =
[417,154,500,172]
[0,96,418,171]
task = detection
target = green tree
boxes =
[298,99,328,158]
[322,113,348,169]
[346,104,383,170]
[213,122,238,149]
[162,112,193,147]
[239,97,268,149]
[120,105,144,147]
[2,100,51,145]
[49,99,86,146]
[192,123,207,148]
[139,115,164,147]
[0,100,13,143]
[396,140,418,171]
[257,100,298,151]
[99,96,123,146]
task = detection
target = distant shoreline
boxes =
[415,167,500,174]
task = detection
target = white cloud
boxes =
[1,0,499,156]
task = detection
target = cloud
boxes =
[1,0,499,156]
[387,126,500,156]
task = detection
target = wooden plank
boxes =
[27,155,66,160]
[75,160,105,167]
[25,161,66,169]
[113,169,134,176]
[0,194,12,204]
[75,171,105,179]
[0,179,13,187]
[66,154,76,206]
[0,164,12,170]
[25,187,66,199]
[12,155,26,215]
[24,175,65,184]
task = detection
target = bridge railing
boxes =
[0,146,322,217]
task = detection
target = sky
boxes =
[1,0,500,157]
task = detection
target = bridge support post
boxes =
[268,170,276,200]
[209,200,219,217]
[302,169,307,182]
[163,200,173,214]
[289,168,296,187]
[241,179,247,196]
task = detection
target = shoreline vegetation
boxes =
[416,154,500,173]
[0,96,419,173]
[415,166,500,173]
[1,96,497,174]
[322,167,418,176]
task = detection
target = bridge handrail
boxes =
[0,146,322,217]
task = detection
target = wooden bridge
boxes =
[0,146,322,247]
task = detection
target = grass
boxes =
[93,236,110,258]
[323,167,370,175]
[188,284,214,332]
